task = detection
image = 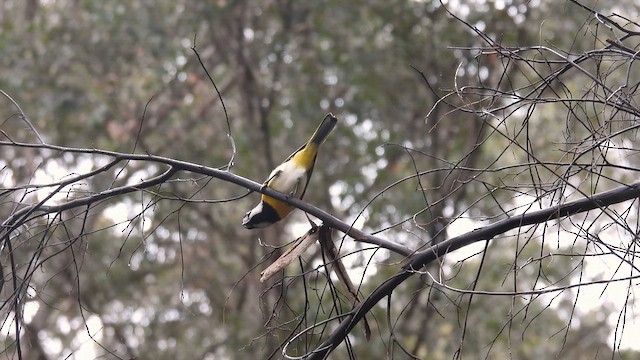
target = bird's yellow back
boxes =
[290,142,319,169]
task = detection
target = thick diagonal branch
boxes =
[307,181,640,359]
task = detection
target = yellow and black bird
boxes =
[242,114,338,229]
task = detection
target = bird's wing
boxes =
[298,155,317,200]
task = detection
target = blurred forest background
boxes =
[2,0,640,359]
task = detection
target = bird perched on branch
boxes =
[242,113,338,229]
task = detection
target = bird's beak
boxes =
[242,212,253,228]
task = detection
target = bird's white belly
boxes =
[267,160,308,198]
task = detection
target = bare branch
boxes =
[0,140,411,257]
[0,90,45,144]
[309,181,640,358]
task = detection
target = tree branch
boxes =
[307,181,640,359]
[0,141,412,257]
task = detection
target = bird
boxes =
[242,113,338,229]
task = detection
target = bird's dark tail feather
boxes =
[308,113,338,145]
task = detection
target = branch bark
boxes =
[307,181,640,359]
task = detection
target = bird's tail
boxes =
[308,113,338,146]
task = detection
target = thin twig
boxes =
[0,89,45,144]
